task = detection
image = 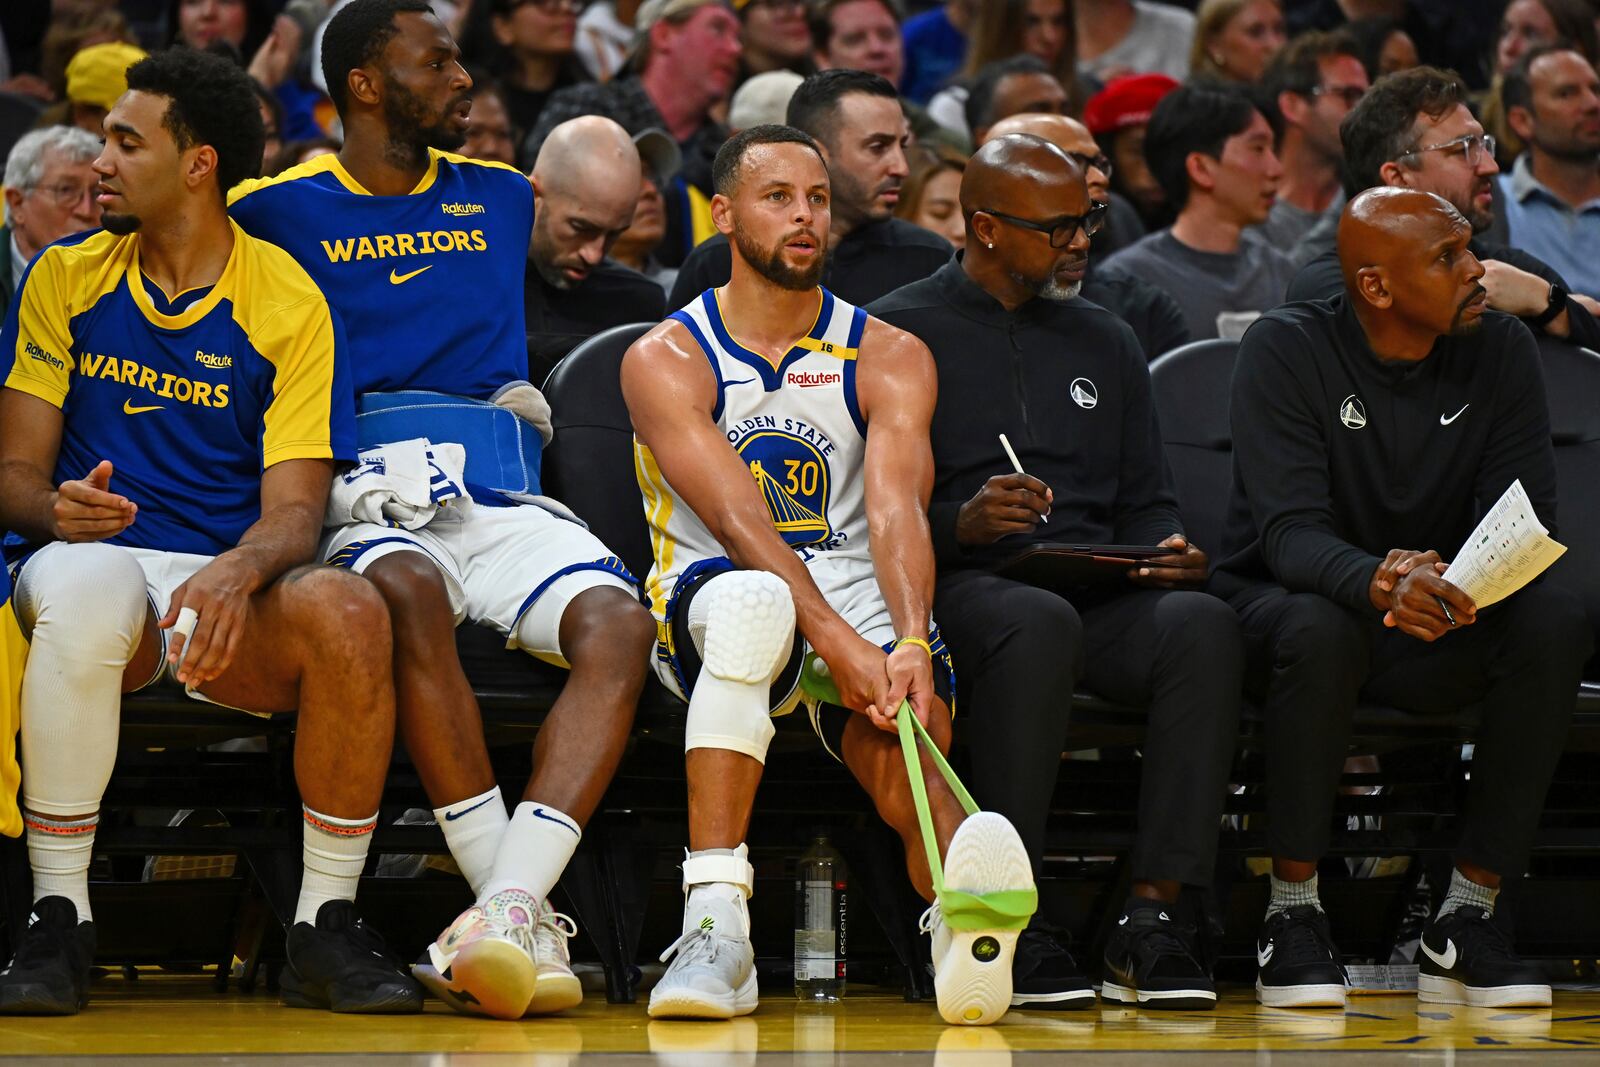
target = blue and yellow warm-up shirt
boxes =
[1,224,356,558]
[227,149,533,399]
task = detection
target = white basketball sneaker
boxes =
[411,887,539,1019]
[922,812,1035,1026]
[647,892,758,1020]
[523,901,584,1015]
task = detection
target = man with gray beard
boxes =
[868,134,1243,1014]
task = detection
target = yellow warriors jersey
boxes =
[635,286,871,623]
[1,225,355,558]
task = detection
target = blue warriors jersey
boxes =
[227,149,533,399]
[1,225,355,557]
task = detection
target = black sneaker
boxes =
[1009,923,1096,1010]
[0,897,96,1015]
[1418,906,1550,1008]
[1255,905,1347,1008]
[280,900,423,1014]
[1101,899,1215,1011]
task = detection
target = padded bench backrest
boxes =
[541,323,656,582]
[1537,336,1600,670]
[1148,339,1239,556]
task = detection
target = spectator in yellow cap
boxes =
[64,41,149,136]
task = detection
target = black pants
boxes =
[933,572,1243,887]
[1232,582,1591,876]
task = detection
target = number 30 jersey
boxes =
[635,286,871,621]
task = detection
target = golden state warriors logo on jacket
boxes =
[634,287,871,622]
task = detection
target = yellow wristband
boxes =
[894,636,934,658]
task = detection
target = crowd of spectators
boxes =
[6,0,1595,352]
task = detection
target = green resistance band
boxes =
[799,655,1036,932]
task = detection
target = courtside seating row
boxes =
[3,326,1599,1001]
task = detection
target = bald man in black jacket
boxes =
[1218,188,1590,1012]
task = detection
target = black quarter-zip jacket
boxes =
[868,258,1183,571]
[1214,295,1558,612]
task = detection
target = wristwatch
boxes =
[1529,281,1568,328]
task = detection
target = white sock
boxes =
[479,801,580,904]
[296,806,377,925]
[25,811,98,921]
[435,785,509,897]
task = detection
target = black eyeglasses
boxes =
[1065,150,1114,179]
[980,202,1108,247]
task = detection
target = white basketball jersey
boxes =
[636,287,871,622]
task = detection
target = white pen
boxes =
[998,433,1048,524]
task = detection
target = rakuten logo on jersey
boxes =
[787,370,842,388]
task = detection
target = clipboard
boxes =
[991,543,1168,590]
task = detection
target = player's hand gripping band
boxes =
[799,656,1037,932]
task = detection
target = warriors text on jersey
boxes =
[1,225,354,557]
[635,286,870,622]
[227,149,532,399]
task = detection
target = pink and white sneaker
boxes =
[411,887,539,1019]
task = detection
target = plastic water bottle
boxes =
[793,833,846,1001]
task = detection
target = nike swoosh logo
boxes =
[532,806,580,838]
[1421,937,1458,970]
[722,378,757,387]
[390,265,434,285]
[1440,404,1470,425]
[1257,941,1274,967]
[443,796,495,821]
[123,400,163,415]
[1117,915,1128,926]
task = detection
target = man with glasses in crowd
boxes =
[1,127,101,311]
[1287,65,1600,350]
[1258,30,1369,252]
[870,133,1242,1013]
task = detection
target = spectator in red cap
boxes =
[1085,71,1177,229]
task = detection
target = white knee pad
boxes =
[13,541,148,658]
[682,571,795,763]
[14,542,149,817]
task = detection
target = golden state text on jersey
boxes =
[1,225,355,557]
[228,149,533,400]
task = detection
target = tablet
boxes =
[991,543,1168,590]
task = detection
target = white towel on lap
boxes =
[326,438,469,530]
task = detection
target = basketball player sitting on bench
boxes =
[623,123,1035,1027]
[0,49,415,1016]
